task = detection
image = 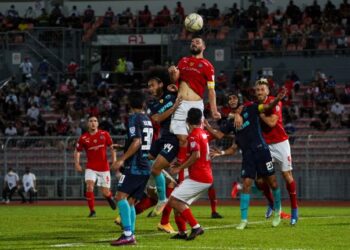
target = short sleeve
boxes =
[32,174,36,181]
[188,136,200,152]
[128,115,142,139]
[204,62,215,84]
[205,130,214,142]
[105,132,113,146]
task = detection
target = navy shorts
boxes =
[149,135,179,163]
[117,173,150,201]
[241,147,275,179]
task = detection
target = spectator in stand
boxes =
[5,90,18,106]
[72,97,86,119]
[174,1,185,24]
[67,59,79,79]
[138,5,152,27]
[18,167,37,203]
[4,122,17,136]
[26,119,40,136]
[197,3,209,20]
[28,92,41,108]
[36,8,49,26]
[339,0,350,21]
[325,75,336,97]
[285,0,302,25]
[2,168,19,204]
[49,4,64,26]
[330,101,345,127]
[310,107,331,131]
[103,7,115,28]
[113,117,127,135]
[208,3,220,20]
[118,8,133,27]
[19,57,34,83]
[341,83,350,103]
[26,103,40,121]
[86,102,100,118]
[154,5,171,28]
[68,6,81,28]
[7,5,19,26]
[305,0,322,22]
[83,5,95,23]
[40,85,52,110]
[24,6,36,23]
[290,70,300,93]
[56,115,71,136]
[300,87,315,118]
[55,80,71,110]
[272,9,284,28]
[283,75,294,107]
[216,70,228,105]
[37,58,49,81]
[224,3,239,27]
[259,2,269,20]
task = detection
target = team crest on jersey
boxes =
[100,135,105,140]
[189,62,194,66]
[130,126,135,135]
[198,63,203,68]
[275,105,280,112]
[190,141,196,148]
[160,99,164,104]
[93,139,97,143]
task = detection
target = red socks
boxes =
[208,186,217,213]
[86,191,95,212]
[160,187,174,225]
[177,146,187,182]
[286,180,298,209]
[175,214,187,232]
[135,196,157,214]
[256,181,274,207]
[181,208,198,228]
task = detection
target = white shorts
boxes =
[85,169,111,188]
[268,139,292,172]
[171,178,212,205]
[170,100,204,135]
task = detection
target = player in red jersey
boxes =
[74,116,117,217]
[255,79,298,225]
[167,36,221,200]
[168,108,213,240]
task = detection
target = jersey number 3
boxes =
[142,127,153,150]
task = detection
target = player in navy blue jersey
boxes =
[209,89,286,230]
[111,91,153,246]
[146,67,182,231]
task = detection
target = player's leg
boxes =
[128,197,137,234]
[28,187,35,203]
[282,170,298,225]
[8,187,17,202]
[135,192,158,215]
[172,209,188,239]
[255,177,274,218]
[98,171,116,210]
[208,185,223,218]
[169,178,210,240]
[236,177,253,230]
[85,169,97,217]
[158,177,176,233]
[264,174,282,227]
[2,186,9,203]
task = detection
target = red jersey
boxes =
[76,130,113,171]
[177,56,215,98]
[187,127,213,184]
[260,96,289,144]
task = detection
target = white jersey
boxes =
[22,173,36,192]
[5,171,19,189]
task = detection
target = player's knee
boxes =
[151,166,162,176]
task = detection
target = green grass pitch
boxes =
[0,205,349,249]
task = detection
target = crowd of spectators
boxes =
[235,0,350,53]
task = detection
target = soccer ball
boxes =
[184,13,203,32]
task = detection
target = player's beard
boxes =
[190,47,201,55]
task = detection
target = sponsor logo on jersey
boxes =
[160,99,164,104]
[130,126,135,135]
[189,62,194,66]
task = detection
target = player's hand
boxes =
[172,96,182,110]
[232,113,243,129]
[167,84,178,92]
[113,160,124,170]
[168,65,179,75]
[277,87,287,100]
[211,110,222,120]
[75,164,83,173]
[203,119,211,128]
[210,148,222,159]
[169,161,181,175]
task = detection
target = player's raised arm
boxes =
[258,87,287,113]
[203,119,224,140]
[168,65,179,84]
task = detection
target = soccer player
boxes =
[210,89,286,230]
[111,91,153,246]
[168,108,212,240]
[74,116,116,217]
[255,79,298,225]
[146,67,182,221]
[167,36,221,188]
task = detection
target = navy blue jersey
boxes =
[124,112,153,175]
[147,93,176,137]
[220,104,268,151]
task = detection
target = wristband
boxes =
[221,150,225,155]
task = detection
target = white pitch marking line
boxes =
[50,215,350,248]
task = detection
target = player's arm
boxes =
[109,144,117,164]
[168,65,179,84]
[258,87,287,113]
[151,96,182,123]
[208,88,221,120]
[203,119,224,140]
[173,150,199,173]
[210,144,238,159]
[113,138,141,170]
[73,149,83,172]
[260,113,279,127]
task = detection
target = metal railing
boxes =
[0,134,349,200]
